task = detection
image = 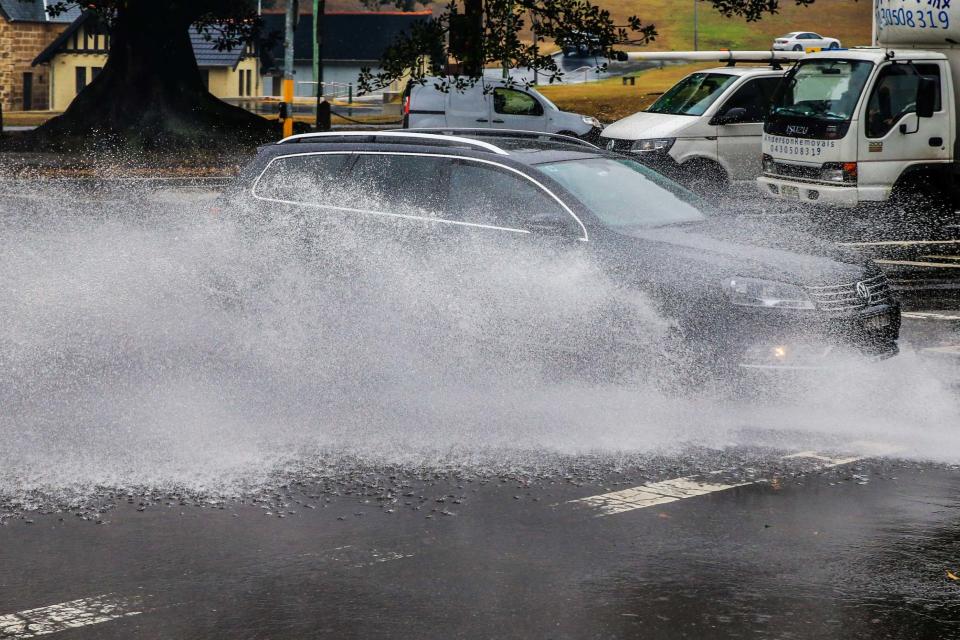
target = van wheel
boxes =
[681,160,729,200]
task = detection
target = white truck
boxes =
[603,51,802,194]
[759,0,960,213]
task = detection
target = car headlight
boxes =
[723,277,815,310]
[820,162,857,183]
[581,115,602,128]
[631,138,675,153]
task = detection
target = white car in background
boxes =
[772,32,841,51]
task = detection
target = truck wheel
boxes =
[682,160,728,201]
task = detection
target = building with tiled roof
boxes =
[0,0,80,111]
[32,12,260,111]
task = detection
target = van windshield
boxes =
[770,59,873,121]
[536,157,708,228]
[647,72,738,116]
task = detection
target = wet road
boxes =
[2,182,960,639]
[2,449,960,639]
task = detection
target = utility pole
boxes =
[531,12,538,85]
[282,0,298,138]
[313,0,329,130]
[502,0,512,80]
[693,0,699,51]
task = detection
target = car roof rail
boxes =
[401,128,601,150]
[276,131,510,156]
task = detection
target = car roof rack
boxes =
[276,131,510,156]
[400,128,601,150]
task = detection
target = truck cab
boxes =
[601,65,786,193]
[759,1,960,210]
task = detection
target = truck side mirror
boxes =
[916,76,937,118]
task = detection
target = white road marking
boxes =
[572,451,863,517]
[0,594,141,639]
[902,311,960,321]
[874,259,960,269]
[838,240,960,247]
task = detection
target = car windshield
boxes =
[770,59,873,121]
[536,157,708,228]
[647,72,738,116]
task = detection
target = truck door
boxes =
[857,61,951,197]
[715,76,782,181]
[489,87,549,131]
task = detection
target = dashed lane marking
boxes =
[902,311,960,321]
[571,451,863,517]
[0,594,141,639]
[838,240,960,247]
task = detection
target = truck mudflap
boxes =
[757,176,860,207]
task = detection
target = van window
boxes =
[717,77,782,123]
[253,154,353,204]
[647,73,738,116]
[448,160,567,229]
[493,88,544,116]
[865,63,941,139]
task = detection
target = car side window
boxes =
[865,64,941,139]
[718,77,781,123]
[493,88,544,117]
[447,160,570,230]
[253,154,352,204]
[346,154,450,216]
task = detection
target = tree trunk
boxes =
[33,6,274,149]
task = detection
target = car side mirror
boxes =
[917,76,937,118]
[713,107,747,125]
[524,213,573,236]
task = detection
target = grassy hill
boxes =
[326,0,872,51]
[615,0,872,52]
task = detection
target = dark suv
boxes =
[221,130,899,379]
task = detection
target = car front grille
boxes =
[805,273,894,312]
[768,161,821,181]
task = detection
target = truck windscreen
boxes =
[646,73,737,116]
[771,60,873,122]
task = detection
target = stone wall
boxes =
[0,20,67,112]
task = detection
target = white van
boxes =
[600,65,787,193]
[402,77,602,140]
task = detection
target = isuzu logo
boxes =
[856,281,872,303]
[785,125,809,136]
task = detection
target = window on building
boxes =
[238,71,245,96]
[272,76,282,97]
[22,73,33,111]
[91,67,102,81]
[200,70,210,90]
[75,67,87,95]
[245,70,252,98]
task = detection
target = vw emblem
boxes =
[856,281,871,303]
[606,139,616,151]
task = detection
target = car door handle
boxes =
[492,119,505,123]
[476,118,488,123]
